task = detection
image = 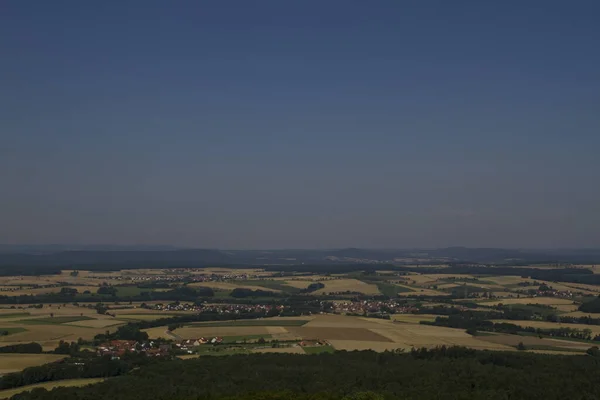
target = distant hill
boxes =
[1,247,599,270]
[0,249,231,268]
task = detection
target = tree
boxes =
[586,346,600,357]
[60,287,78,296]
[97,286,118,296]
[95,303,108,315]
[517,342,526,351]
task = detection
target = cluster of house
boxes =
[176,337,223,352]
[147,302,286,315]
[96,340,170,358]
[89,270,261,284]
[331,300,419,315]
[513,288,577,299]
[299,339,328,347]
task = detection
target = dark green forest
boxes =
[10,347,600,400]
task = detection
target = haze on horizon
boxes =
[1,1,599,250]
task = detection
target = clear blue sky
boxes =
[1,1,599,249]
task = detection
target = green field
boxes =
[0,327,27,336]
[374,282,414,297]
[18,316,95,325]
[303,345,335,354]
[0,312,30,319]
[189,319,309,327]
[242,280,301,293]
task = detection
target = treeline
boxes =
[0,353,169,391]
[11,347,600,400]
[423,316,597,341]
[0,342,42,354]
[230,288,278,298]
[579,296,600,313]
[0,286,216,305]
[546,313,600,326]
[0,267,62,277]
[395,265,600,285]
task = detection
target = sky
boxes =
[1,1,599,249]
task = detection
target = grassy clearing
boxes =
[313,279,381,295]
[374,282,414,297]
[19,316,95,325]
[0,354,66,374]
[189,320,309,327]
[242,280,301,293]
[0,327,27,335]
[303,345,335,354]
[0,378,104,399]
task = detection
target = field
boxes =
[0,327,27,335]
[477,297,579,311]
[188,281,283,293]
[391,314,440,323]
[253,347,306,354]
[138,314,522,352]
[0,354,65,374]
[491,319,600,336]
[312,279,381,295]
[0,378,104,399]
[0,265,599,368]
[476,333,589,352]
[0,304,127,351]
[189,319,309,327]
[19,316,95,325]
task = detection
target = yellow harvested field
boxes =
[142,326,173,339]
[297,315,512,351]
[485,276,531,286]
[0,378,104,399]
[0,324,119,344]
[288,327,392,342]
[328,340,406,351]
[304,315,383,329]
[477,333,588,350]
[313,279,380,295]
[370,322,512,351]
[478,297,577,307]
[144,325,291,340]
[436,283,461,289]
[178,354,201,360]
[0,354,65,374]
[176,326,271,338]
[558,282,600,295]
[252,346,305,354]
